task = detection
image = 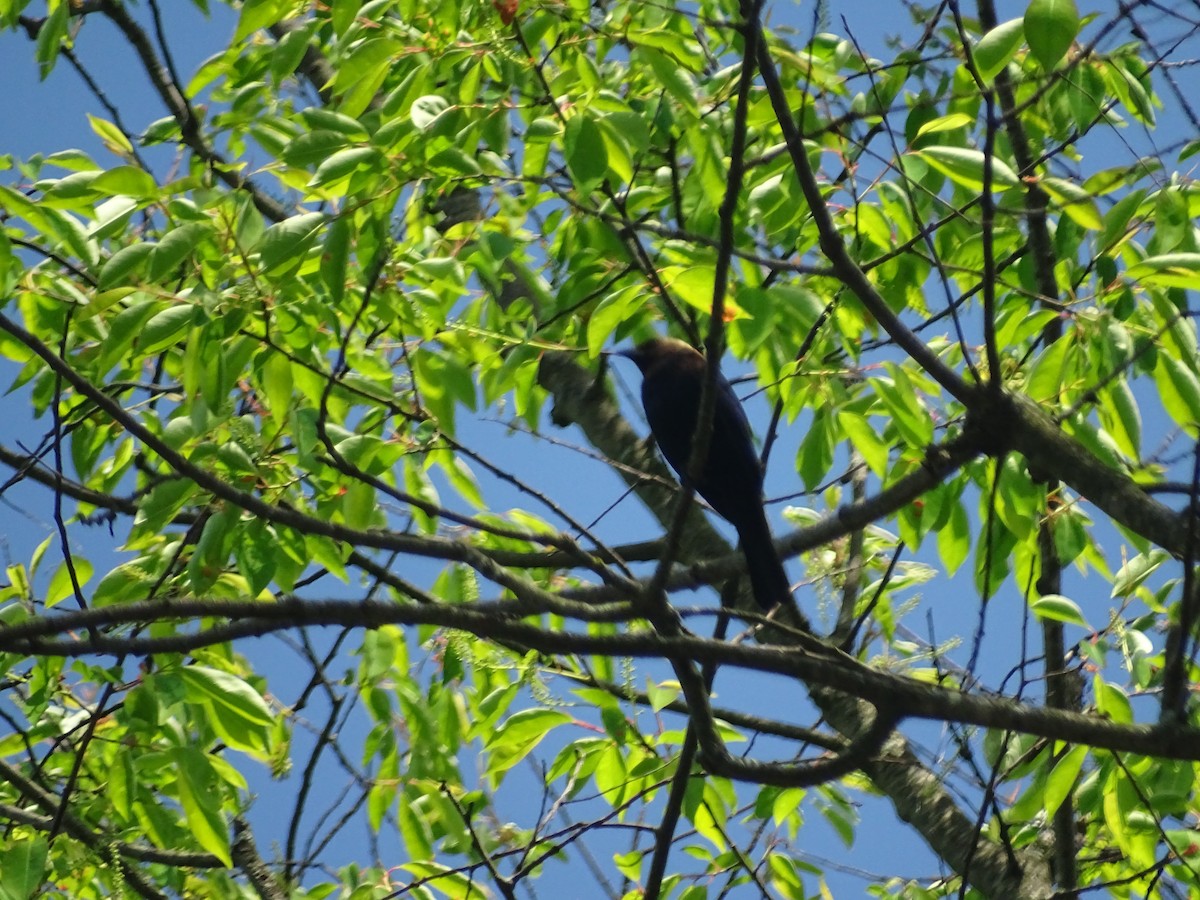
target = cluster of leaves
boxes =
[0,0,1199,897]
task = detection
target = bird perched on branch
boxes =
[617,337,791,610]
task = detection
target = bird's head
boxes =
[614,337,704,375]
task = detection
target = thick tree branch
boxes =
[0,597,1196,768]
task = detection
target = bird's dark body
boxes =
[619,337,791,609]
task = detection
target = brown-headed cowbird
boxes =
[618,337,791,610]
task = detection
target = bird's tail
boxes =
[737,513,792,610]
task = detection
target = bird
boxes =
[616,336,791,610]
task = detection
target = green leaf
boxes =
[1026,334,1074,403]
[310,147,382,189]
[260,351,294,428]
[139,304,196,355]
[427,146,482,176]
[563,113,609,191]
[1127,253,1200,289]
[281,130,351,169]
[914,146,1021,191]
[1155,354,1200,434]
[301,108,370,140]
[1180,138,1200,162]
[90,562,150,608]
[269,19,312,83]
[321,214,350,304]
[188,510,236,594]
[441,455,485,510]
[45,557,92,608]
[37,171,101,204]
[34,0,68,78]
[660,265,721,316]
[396,790,434,862]
[972,18,1024,83]
[150,222,211,281]
[1099,378,1141,458]
[328,0,360,36]
[333,37,403,118]
[258,211,325,276]
[402,461,438,533]
[172,746,232,866]
[0,836,48,900]
[936,500,971,576]
[1024,0,1079,70]
[235,521,277,595]
[1154,187,1191,253]
[234,0,287,42]
[484,709,572,782]
[398,863,480,898]
[98,243,155,289]
[87,114,134,157]
[593,116,634,185]
[90,166,157,199]
[644,678,681,713]
[1094,676,1133,724]
[874,368,934,448]
[1044,745,1088,819]
[107,747,137,822]
[914,112,975,139]
[1110,59,1157,125]
[42,206,98,268]
[522,117,558,184]
[410,95,450,131]
[132,478,197,535]
[140,115,180,145]
[995,308,1061,351]
[837,411,889,477]
[613,849,644,883]
[343,480,378,531]
[1030,594,1090,629]
[797,405,836,491]
[179,665,275,727]
[43,149,100,172]
[635,47,699,117]
[688,785,728,852]
[222,441,264,482]
[1150,290,1200,361]
[1111,549,1169,597]
[587,285,642,357]
[1039,177,1102,230]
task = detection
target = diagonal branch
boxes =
[97,0,290,222]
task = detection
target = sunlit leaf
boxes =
[914,146,1021,191]
[1030,594,1090,628]
[172,747,232,866]
[1025,0,1079,70]
[973,18,1024,83]
[179,665,275,727]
